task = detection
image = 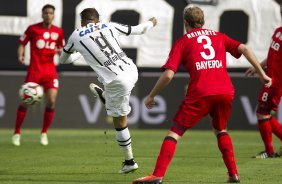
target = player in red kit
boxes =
[245,2,282,159]
[12,4,64,146]
[133,5,272,184]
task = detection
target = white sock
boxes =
[116,127,133,160]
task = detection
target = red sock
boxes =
[258,119,274,155]
[41,107,55,133]
[14,105,27,134]
[217,132,238,176]
[153,136,177,177]
[270,117,282,141]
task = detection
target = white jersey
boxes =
[62,21,153,84]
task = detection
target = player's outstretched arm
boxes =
[131,17,157,35]
[112,17,157,36]
[245,59,267,77]
[59,51,82,64]
[238,44,271,87]
[145,69,174,109]
[59,34,82,64]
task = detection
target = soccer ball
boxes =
[19,82,44,105]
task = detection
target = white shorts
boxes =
[104,65,138,117]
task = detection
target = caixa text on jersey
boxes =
[79,24,107,37]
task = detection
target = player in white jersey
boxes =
[59,8,157,174]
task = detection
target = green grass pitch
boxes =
[0,129,281,184]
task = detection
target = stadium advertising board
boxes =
[0,73,281,130]
[0,0,280,70]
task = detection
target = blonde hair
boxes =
[183,5,205,28]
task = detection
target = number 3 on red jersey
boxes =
[197,35,215,60]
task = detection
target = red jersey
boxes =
[162,28,241,99]
[265,27,282,88]
[19,22,64,74]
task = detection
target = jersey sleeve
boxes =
[110,22,132,36]
[223,34,242,59]
[162,39,183,73]
[63,33,75,54]
[110,21,153,36]
[19,26,32,45]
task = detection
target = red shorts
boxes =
[256,85,282,115]
[171,94,234,135]
[25,71,59,91]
